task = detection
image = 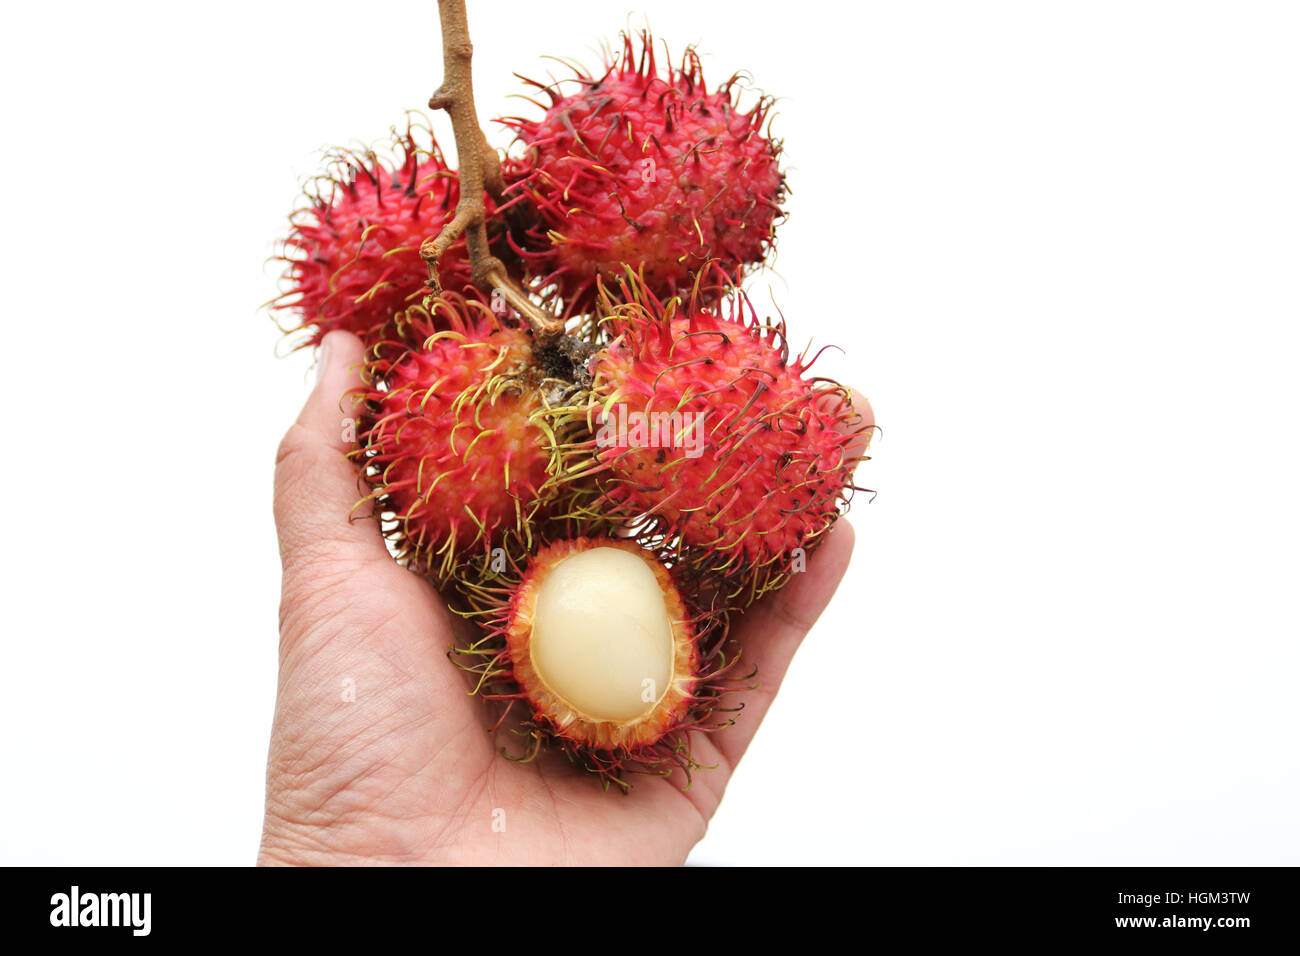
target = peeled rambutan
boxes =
[352,293,561,581]
[273,117,493,349]
[553,278,871,604]
[499,32,784,315]
[455,536,744,788]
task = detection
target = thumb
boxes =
[273,330,388,574]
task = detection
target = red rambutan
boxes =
[553,278,870,603]
[273,117,495,349]
[499,33,784,315]
[352,293,560,580]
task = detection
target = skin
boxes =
[260,329,873,865]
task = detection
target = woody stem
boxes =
[421,0,565,345]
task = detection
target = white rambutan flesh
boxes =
[502,538,700,751]
[530,546,674,722]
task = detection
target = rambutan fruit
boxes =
[455,536,745,788]
[552,278,871,604]
[499,32,785,316]
[352,292,566,581]
[273,117,497,349]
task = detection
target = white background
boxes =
[1,1,1296,865]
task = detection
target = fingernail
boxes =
[316,336,333,384]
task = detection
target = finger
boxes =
[839,387,876,462]
[709,518,856,769]
[273,331,389,572]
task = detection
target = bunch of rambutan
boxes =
[269,29,872,790]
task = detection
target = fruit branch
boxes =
[422,0,566,345]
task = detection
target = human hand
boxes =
[259,329,870,865]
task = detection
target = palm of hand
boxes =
[259,331,863,866]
